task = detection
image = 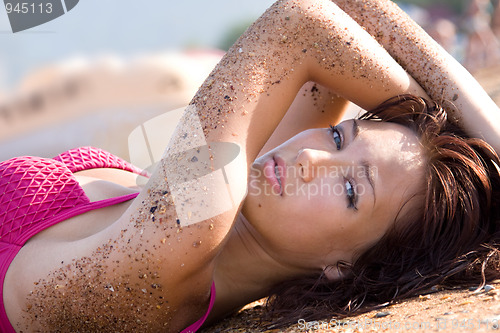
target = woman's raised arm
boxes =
[121,0,432,283]
[96,1,433,328]
[332,0,500,153]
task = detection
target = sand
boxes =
[202,283,500,332]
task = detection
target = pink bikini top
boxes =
[0,146,214,333]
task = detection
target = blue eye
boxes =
[345,179,358,210]
[329,125,342,150]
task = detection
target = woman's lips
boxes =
[263,156,286,195]
[274,156,286,192]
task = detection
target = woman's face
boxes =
[241,119,425,274]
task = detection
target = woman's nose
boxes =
[295,148,334,183]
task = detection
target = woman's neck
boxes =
[206,213,310,324]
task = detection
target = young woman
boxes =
[2,0,500,332]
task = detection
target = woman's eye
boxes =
[330,125,342,150]
[345,179,358,210]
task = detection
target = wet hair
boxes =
[264,94,500,327]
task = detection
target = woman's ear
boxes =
[322,263,351,281]
[322,264,343,281]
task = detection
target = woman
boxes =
[2,0,500,332]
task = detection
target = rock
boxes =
[484,285,495,292]
[374,311,391,318]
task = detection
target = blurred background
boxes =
[1,0,499,161]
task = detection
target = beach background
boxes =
[1,0,499,161]
[0,0,274,161]
[1,1,500,331]
[3,0,499,162]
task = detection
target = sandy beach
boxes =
[202,281,500,332]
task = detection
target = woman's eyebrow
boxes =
[361,160,376,207]
[352,119,360,141]
[351,120,376,206]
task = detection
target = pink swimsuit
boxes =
[0,147,214,332]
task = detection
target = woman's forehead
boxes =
[352,118,416,135]
[353,119,425,186]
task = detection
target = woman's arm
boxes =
[159,0,429,265]
[99,0,432,326]
[331,0,500,153]
[120,0,431,285]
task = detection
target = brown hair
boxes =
[265,94,500,327]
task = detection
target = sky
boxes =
[0,0,275,88]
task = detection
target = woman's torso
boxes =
[2,151,213,332]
